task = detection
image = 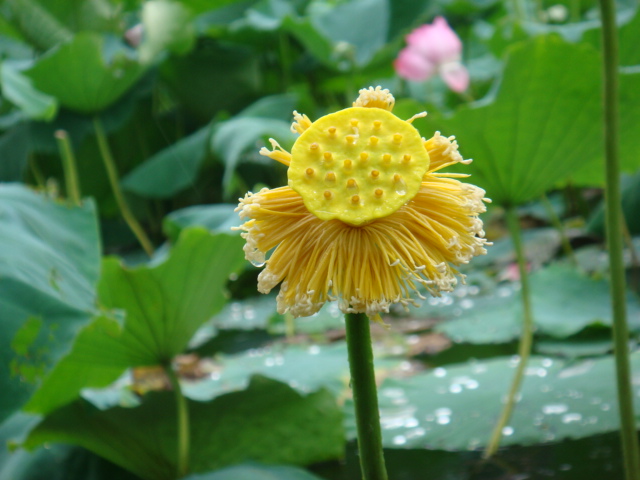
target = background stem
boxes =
[345,312,388,480]
[55,129,81,206]
[483,207,534,459]
[165,364,190,479]
[93,117,155,257]
[541,193,577,266]
[598,0,640,477]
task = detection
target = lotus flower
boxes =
[235,87,489,318]
[394,17,470,93]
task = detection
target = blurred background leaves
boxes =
[1,0,640,478]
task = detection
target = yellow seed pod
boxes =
[288,107,430,226]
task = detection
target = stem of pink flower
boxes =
[598,0,640,477]
[345,312,388,480]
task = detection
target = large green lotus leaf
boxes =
[190,298,345,356]
[282,16,335,69]
[0,445,140,480]
[236,0,296,32]
[185,463,324,480]
[0,412,42,477]
[183,343,354,401]
[121,126,211,198]
[588,170,640,236]
[426,35,640,205]
[345,353,640,450]
[306,0,389,68]
[163,204,239,242]
[0,184,100,423]
[30,0,120,33]
[24,228,245,415]
[0,125,30,182]
[535,336,615,359]
[176,0,248,15]
[529,264,640,337]
[208,295,343,334]
[283,0,394,70]
[583,7,640,67]
[4,0,72,50]
[569,71,640,185]
[434,294,521,344]
[24,32,144,113]
[24,376,344,480]
[0,61,58,120]
[431,264,640,344]
[160,43,260,122]
[211,94,296,199]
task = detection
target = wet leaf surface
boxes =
[344,353,640,450]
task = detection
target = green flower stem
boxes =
[165,364,190,478]
[483,207,534,459]
[598,0,640,477]
[345,312,388,480]
[55,129,81,206]
[540,193,577,266]
[93,117,154,257]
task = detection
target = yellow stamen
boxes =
[352,86,395,111]
[291,110,312,134]
[259,138,292,166]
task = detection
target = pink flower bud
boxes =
[393,47,435,82]
[394,17,469,93]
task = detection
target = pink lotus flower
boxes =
[394,17,469,93]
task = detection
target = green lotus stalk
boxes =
[484,207,534,459]
[55,129,81,206]
[597,0,640,477]
[345,313,388,480]
[93,117,155,257]
[165,364,190,478]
